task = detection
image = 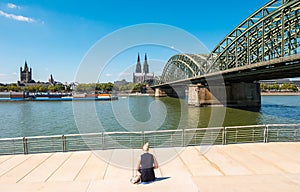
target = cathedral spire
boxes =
[135,53,141,73]
[24,60,28,70]
[143,53,149,74]
[49,74,55,84]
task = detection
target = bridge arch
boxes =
[158,0,300,83]
[160,54,209,83]
[207,0,300,72]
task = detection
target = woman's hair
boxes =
[142,142,149,151]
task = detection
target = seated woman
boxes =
[136,143,158,183]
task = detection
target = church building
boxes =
[133,53,154,84]
[20,61,34,83]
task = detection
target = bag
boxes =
[130,174,141,184]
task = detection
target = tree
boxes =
[7,84,20,92]
[104,82,114,92]
[268,84,279,91]
[47,85,56,92]
[95,82,114,92]
[280,83,297,91]
[55,84,65,92]
[260,83,268,91]
[65,84,72,92]
[95,83,105,91]
[0,86,7,92]
[37,85,47,92]
[75,83,96,93]
[47,84,65,92]
[132,83,146,93]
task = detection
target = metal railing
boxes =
[0,124,299,155]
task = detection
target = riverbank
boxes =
[261,91,300,96]
[117,93,155,97]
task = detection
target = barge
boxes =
[0,92,118,101]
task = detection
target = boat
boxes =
[0,92,118,101]
[72,93,118,101]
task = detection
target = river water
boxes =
[0,96,299,138]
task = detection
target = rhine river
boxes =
[0,96,299,138]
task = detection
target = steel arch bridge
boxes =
[158,0,300,84]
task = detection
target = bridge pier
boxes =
[187,85,200,106]
[188,82,261,108]
[188,84,227,106]
[227,82,261,108]
[154,87,167,97]
[155,86,186,98]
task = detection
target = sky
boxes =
[0,0,271,84]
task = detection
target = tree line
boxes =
[260,83,298,92]
[75,82,147,93]
[0,82,147,93]
[0,83,71,92]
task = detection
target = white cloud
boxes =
[119,72,131,76]
[105,74,112,77]
[0,10,35,23]
[118,72,131,79]
[0,73,17,77]
[7,3,20,9]
[0,73,18,83]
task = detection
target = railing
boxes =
[0,124,299,155]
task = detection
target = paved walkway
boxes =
[0,142,300,192]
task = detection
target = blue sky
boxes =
[0,0,270,83]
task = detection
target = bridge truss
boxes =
[159,0,300,84]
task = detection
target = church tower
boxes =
[49,74,55,84]
[20,60,32,83]
[143,53,149,74]
[135,53,141,73]
[133,53,154,84]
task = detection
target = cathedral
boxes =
[133,53,154,84]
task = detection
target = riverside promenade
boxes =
[0,142,300,192]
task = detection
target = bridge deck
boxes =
[0,142,300,192]
[153,54,300,87]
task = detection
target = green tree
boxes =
[268,84,279,91]
[7,84,20,92]
[104,82,114,92]
[75,83,96,93]
[132,83,146,93]
[48,85,55,92]
[37,85,47,92]
[118,83,134,92]
[95,83,105,91]
[65,84,72,92]
[55,84,65,92]
[0,86,7,92]
[260,83,268,91]
[47,84,64,92]
[280,83,297,91]
[95,82,114,92]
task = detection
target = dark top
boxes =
[139,153,155,182]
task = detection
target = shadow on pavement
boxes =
[141,177,171,185]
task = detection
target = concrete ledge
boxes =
[0,142,299,191]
